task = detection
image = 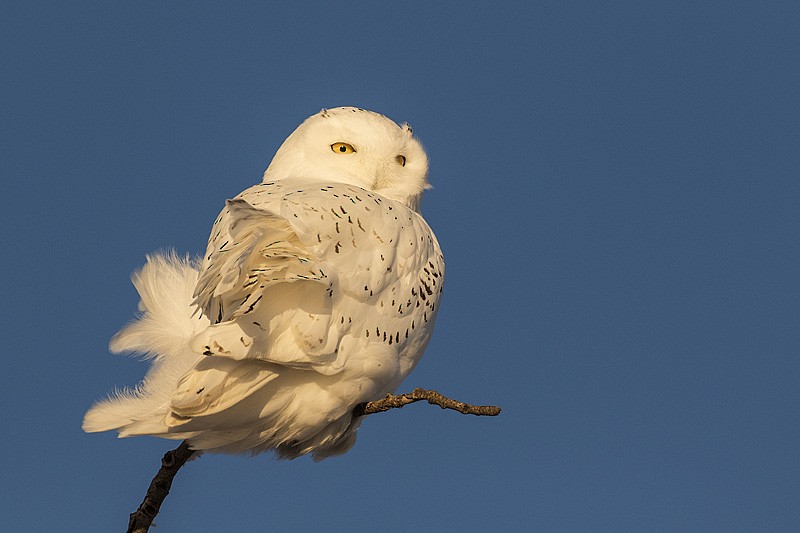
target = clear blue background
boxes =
[2,2,798,531]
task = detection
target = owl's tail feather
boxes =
[82,252,208,435]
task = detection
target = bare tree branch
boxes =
[126,441,195,533]
[126,389,500,531]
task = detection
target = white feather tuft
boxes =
[82,252,208,434]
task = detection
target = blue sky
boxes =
[2,2,798,531]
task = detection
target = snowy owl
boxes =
[83,107,444,460]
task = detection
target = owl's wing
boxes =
[192,183,337,365]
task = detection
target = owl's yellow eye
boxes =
[395,155,406,167]
[331,142,355,154]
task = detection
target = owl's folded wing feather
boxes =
[190,188,340,368]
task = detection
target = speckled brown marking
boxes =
[421,280,433,295]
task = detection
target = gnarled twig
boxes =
[353,388,502,417]
[126,389,500,531]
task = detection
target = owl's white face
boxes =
[263,107,430,211]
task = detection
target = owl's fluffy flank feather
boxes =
[82,253,207,437]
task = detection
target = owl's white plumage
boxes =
[83,107,444,459]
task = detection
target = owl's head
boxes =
[263,107,430,211]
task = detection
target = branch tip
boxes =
[353,388,502,417]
